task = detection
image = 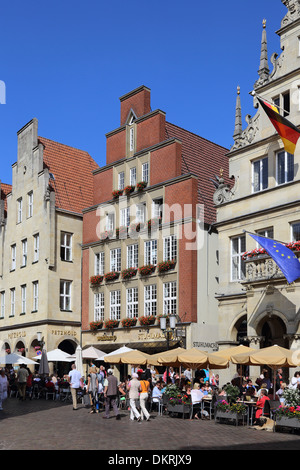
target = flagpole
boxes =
[242,229,287,245]
[251,91,289,116]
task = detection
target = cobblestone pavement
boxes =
[0,397,300,451]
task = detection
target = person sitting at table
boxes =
[192,384,210,420]
[256,383,268,399]
[152,381,162,408]
[245,379,256,397]
[239,380,248,400]
[254,389,270,423]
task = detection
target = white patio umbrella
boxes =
[82,346,106,360]
[0,353,38,365]
[32,349,74,362]
[75,345,84,377]
[102,346,134,359]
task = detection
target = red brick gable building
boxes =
[81,86,228,356]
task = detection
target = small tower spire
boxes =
[257,19,270,83]
[233,86,242,140]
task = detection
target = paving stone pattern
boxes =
[0,397,300,450]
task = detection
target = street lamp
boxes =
[159,314,177,351]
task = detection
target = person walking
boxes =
[68,364,82,410]
[87,367,98,413]
[0,368,9,410]
[103,369,120,420]
[128,373,141,421]
[139,374,151,421]
[17,364,29,401]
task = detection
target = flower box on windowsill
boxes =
[147,217,161,230]
[104,320,119,329]
[138,315,156,326]
[104,271,120,282]
[276,417,300,429]
[90,321,103,331]
[121,318,137,328]
[157,259,176,274]
[138,264,156,276]
[112,189,123,199]
[136,181,147,191]
[121,267,137,280]
[124,185,135,196]
[90,275,104,286]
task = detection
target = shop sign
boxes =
[97,334,117,342]
[51,329,77,337]
[137,331,166,341]
[8,331,26,339]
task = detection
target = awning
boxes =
[88,340,180,354]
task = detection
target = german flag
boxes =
[257,96,300,154]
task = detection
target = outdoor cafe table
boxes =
[242,400,257,426]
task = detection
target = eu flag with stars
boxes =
[250,234,300,284]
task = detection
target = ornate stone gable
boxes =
[281,0,300,28]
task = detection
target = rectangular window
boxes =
[60,232,72,261]
[256,228,274,247]
[94,292,104,322]
[283,91,290,117]
[145,240,157,265]
[127,244,138,268]
[32,281,39,311]
[144,284,157,317]
[17,198,22,223]
[95,252,105,276]
[21,285,26,313]
[120,207,130,227]
[130,167,136,186]
[21,239,27,267]
[106,213,114,232]
[11,244,16,271]
[110,248,121,272]
[136,203,146,223]
[33,234,39,262]
[163,235,177,261]
[60,280,72,311]
[110,290,121,320]
[10,288,15,317]
[28,191,33,218]
[231,235,246,281]
[129,128,135,152]
[142,162,149,183]
[277,151,294,185]
[0,292,5,318]
[126,287,138,318]
[163,281,177,315]
[291,222,300,241]
[152,198,163,220]
[252,157,268,192]
[118,171,125,190]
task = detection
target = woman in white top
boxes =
[0,369,9,410]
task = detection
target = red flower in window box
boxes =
[157,259,176,273]
[136,181,147,191]
[138,264,156,276]
[121,267,137,280]
[90,321,103,331]
[104,319,119,329]
[90,275,104,286]
[112,189,123,198]
[124,185,135,196]
[138,315,156,326]
[121,318,137,328]
[104,271,120,282]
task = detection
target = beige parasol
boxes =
[208,345,256,369]
[147,347,185,366]
[104,350,151,365]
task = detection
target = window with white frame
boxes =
[145,240,157,265]
[126,287,138,318]
[277,151,294,185]
[163,235,177,261]
[28,191,33,218]
[136,203,146,223]
[110,248,121,272]
[163,281,177,315]
[11,244,16,271]
[130,167,136,186]
[32,281,39,311]
[60,280,72,311]
[0,292,5,318]
[33,234,39,262]
[60,232,72,261]
[127,244,138,268]
[118,171,125,190]
[110,290,121,320]
[10,288,15,317]
[231,235,246,281]
[21,285,26,313]
[21,239,27,267]
[144,284,157,317]
[94,292,104,321]
[17,198,22,223]
[252,157,268,192]
[142,162,149,183]
[95,252,105,275]
[152,198,163,220]
[129,127,135,152]
[291,222,300,241]
[106,213,114,232]
[120,207,130,227]
[256,228,274,247]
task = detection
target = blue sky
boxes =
[0,0,287,185]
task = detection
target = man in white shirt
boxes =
[68,364,82,410]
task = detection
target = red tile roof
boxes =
[1,183,12,215]
[165,122,229,225]
[39,137,99,214]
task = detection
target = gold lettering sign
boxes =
[8,331,26,339]
[137,331,166,341]
[97,335,117,342]
[51,330,77,337]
